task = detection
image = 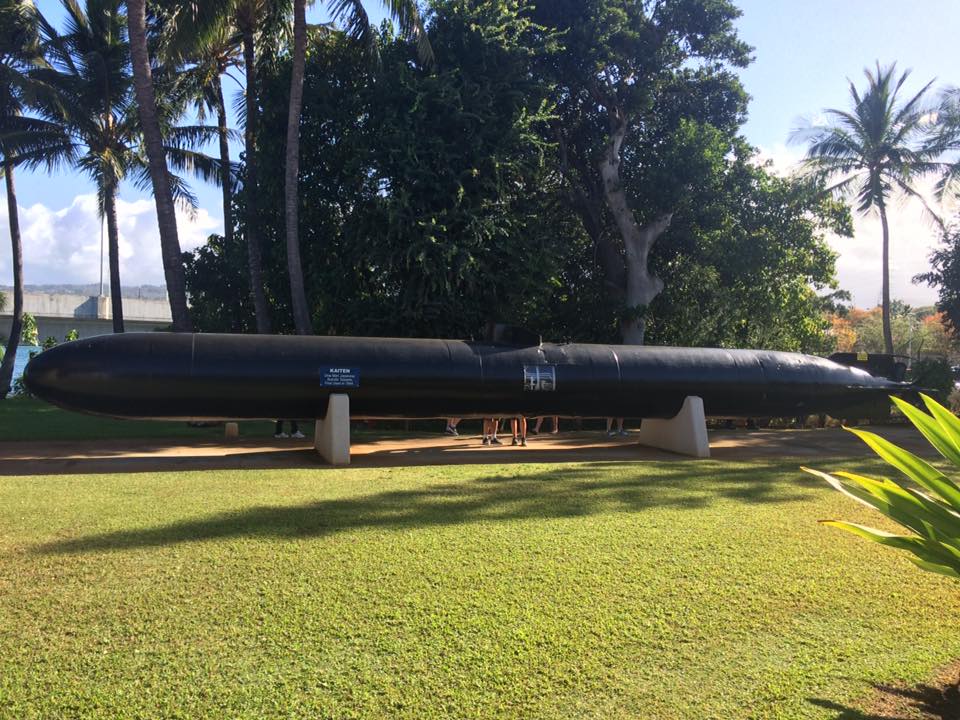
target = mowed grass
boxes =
[1,459,959,719]
[0,398,272,441]
[0,398,430,442]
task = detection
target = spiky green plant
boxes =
[807,393,960,580]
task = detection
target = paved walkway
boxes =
[0,426,937,476]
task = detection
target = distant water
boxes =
[9,345,40,384]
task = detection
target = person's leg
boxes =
[511,418,519,445]
[551,416,559,433]
[533,416,543,434]
[482,418,491,444]
[520,416,528,445]
[291,421,303,438]
[491,419,501,444]
[606,417,614,436]
[617,417,626,435]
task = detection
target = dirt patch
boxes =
[0,426,940,476]
[864,661,960,720]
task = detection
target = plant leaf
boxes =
[891,396,960,466]
[845,426,960,506]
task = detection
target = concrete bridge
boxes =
[0,293,172,342]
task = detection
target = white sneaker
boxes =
[606,430,616,437]
[274,432,289,439]
[291,431,305,439]
[618,429,628,437]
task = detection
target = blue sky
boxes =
[3,0,959,307]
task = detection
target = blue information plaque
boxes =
[320,367,360,388]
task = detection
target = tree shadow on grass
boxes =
[35,460,819,555]
[810,674,960,719]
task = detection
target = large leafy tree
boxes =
[793,63,945,354]
[0,0,41,398]
[186,4,841,356]
[529,0,751,344]
[283,0,432,335]
[917,219,960,339]
[14,0,220,333]
[189,4,560,337]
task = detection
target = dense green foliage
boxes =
[19,310,36,345]
[810,394,960,579]
[917,220,960,338]
[2,456,960,718]
[186,0,846,350]
[908,357,955,402]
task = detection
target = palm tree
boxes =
[0,0,42,399]
[284,0,432,335]
[180,24,243,249]
[930,87,960,201]
[234,0,290,334]
[793,63,943,354]
[127,0,191,332]
[12,0,222,334]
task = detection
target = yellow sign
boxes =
[857,351,868,362]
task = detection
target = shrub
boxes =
[909,356,954,404]
[806,393,960,580]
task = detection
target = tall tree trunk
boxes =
[285,0,313,335]
[104,187,124,334]
[214,77,234,246]
[127,0,192,332]
[598,120,672,345]
[879,201,894,354]
[0,160,24,399]
[242,29,272,334]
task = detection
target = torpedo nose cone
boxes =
[22,344,59,401]
[22,337,111,410]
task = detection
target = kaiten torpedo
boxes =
[24,332,910,422]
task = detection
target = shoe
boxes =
[274,433,289,439]
[521,438,527,446]
[512,437,519,446]
[550,429,559,434]
[444,426,458,436]
[606,431,616,437]
[482,437,490,445]
[618,429,628,437]
[490,437,502,445]
[530,428,540,435]
[292,431,305,439]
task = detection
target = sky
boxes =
[2,0,959,308]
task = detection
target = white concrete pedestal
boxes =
[635,396,710,458]
[315,393,351,465]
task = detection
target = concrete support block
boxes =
[315,393,351,465]
[224,422,239,440]
[635,395,710,458]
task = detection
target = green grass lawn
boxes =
[0,397,269,441]
[0,398,436,442]
[2,458,959,719]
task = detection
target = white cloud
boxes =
[0,193,220,287]
[755,144,944,309]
